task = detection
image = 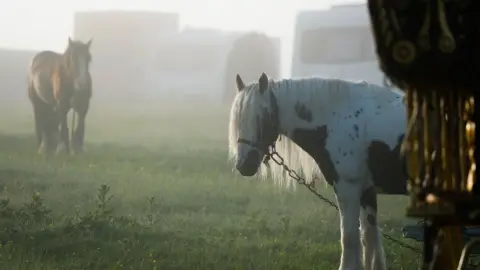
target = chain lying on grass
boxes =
[262,145,422,254]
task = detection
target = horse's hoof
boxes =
[38,143,47,155]
[75,149,85,156]
[56,143,68,155]
[72,145,84,155]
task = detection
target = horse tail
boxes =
[27,54,38,102]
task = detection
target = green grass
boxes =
[0,102,420,269]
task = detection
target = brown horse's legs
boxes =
[72,111,86,154]
[43,108,58,155]
[33,104,55,155]
[77,112,86,151]
[56,108,70,155]
[72,98,89,154]
[30,87,50,154]
[33,104,45,147]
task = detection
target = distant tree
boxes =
[223,32,280,103]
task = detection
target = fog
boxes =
[0,0,369,132]
[0,2,419,269]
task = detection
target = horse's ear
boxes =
[68,37,73,45]
[258,72,268,94]
[236,74,245,91]
[86,38,93,48]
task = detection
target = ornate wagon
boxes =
[367,0,480,269]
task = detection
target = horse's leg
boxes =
[35,105,49,155]
[39,107,58,155]
[74,111,86,153]
[32,103,44,149]
[334,179,363,270]
[71,110,77,152]
[55,102,70,155]
[359,185,387,270]
[33,106,43,146]
[72,109,87,154]
[29,83,47,154]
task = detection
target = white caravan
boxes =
[291,3,390,87]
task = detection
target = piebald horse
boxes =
[28,37,92,155]
[228,72,407,270]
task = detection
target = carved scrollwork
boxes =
[417,1,431,51]
[437,0,456,53]
[367,1,479,269]
[367,0,480,92]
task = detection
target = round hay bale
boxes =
[223,32,280,103]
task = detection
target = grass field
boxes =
[0,101,420,269]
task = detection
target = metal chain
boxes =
[264,145,422,254]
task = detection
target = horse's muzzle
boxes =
[236,150,261,177]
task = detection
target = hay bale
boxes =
[223,32,280,103]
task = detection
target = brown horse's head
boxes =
[64,37,92,91]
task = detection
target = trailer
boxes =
[291,3,388,86]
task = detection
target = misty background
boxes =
[0,0,362,76]
[0,1,419,268]
[0,0,371,134]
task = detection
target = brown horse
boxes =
[28,37,92,155]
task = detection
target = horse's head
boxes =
[228,72,280,176]
[65,37,92,91]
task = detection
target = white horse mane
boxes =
[228,76,401,189]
